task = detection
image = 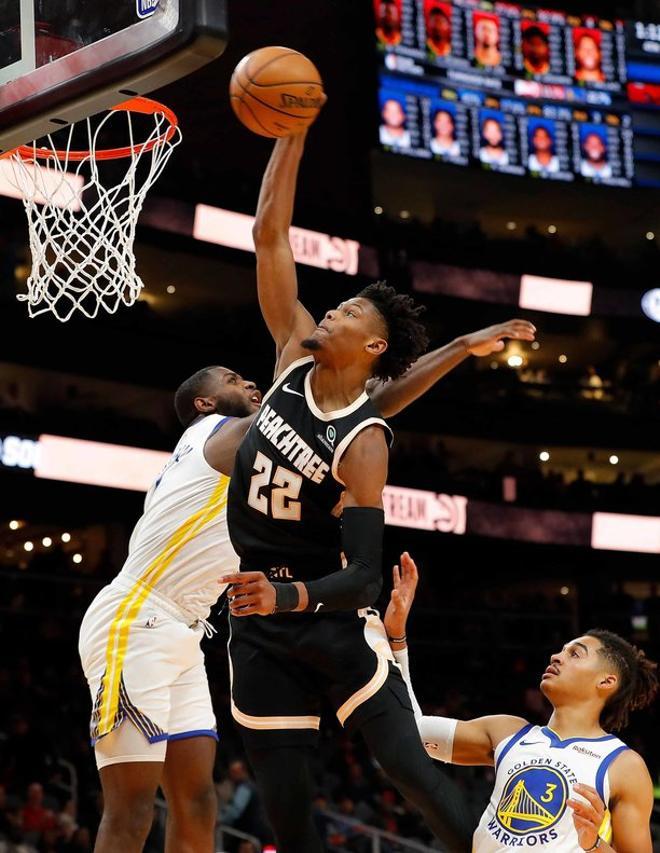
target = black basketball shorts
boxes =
[227,607,405,747]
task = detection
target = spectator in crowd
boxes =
[21,784,56,838]
[581,364,605,400]
[220,760,271,843]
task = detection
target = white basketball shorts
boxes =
[79,577,217,769]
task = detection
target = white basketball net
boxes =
[6,101,182,321]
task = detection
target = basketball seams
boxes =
[247,80,322,89]
[235,96,281,137]
[246,49,304,84]
[233,74,318,121]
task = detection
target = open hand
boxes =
[568,784,605,850]
[463,320,536,357]
[220,571,276,617]
[384,552,419,641]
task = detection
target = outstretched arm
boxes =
[252,132,318,378]
[368,319,536,418]
[385,553,528,766]
[221,426,389,614]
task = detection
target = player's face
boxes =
[434,111,454,138]
[429,12,450,44]
[576,35,600,70]
[382,99,405,128]
[524,35,549,67]
[303,298,387,364]
[483,119,503,147]
[533,127,553,152]
[201,367,262,418]
[476,19,498,48]
[540,636,617,704]
[584,133,606,162]
[379,2,399,31]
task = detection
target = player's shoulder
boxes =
[609,746,650,776]
[341,422,390,462]
[337,424,390,497]
[608,746,653,799]
[487,715,531,748]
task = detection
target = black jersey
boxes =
[227,356,392,578]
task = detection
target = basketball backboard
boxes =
[0,0,227,154]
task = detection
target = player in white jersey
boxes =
[79,366,262,853]
[383,554,658,853]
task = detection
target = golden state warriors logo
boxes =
[496,767,568,835]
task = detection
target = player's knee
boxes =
[376,738,439,798]
[102,791,154,838]
[182,782,217,827]
[165,776,217,830]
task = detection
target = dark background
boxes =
[0,0,659,850]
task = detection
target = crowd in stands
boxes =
[388,434,660,515]
[380,213,660,293]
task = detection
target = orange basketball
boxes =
[230,46,324,138]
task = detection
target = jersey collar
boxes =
[542,726,616,748]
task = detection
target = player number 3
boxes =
[248,451,302,521]
[541,783,557,803]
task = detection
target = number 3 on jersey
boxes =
[247,451,302,521]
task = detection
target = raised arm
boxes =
[368,319,536,418]
[221,425,388,615]
[252,132,317,377]
[385,553,528,766]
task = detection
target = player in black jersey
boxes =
[218,129,536,853]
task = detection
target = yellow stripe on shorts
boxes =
[97,476,230,737]
[599,809,612,844]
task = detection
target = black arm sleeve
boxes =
[273,507,384,613]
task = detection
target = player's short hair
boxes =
[357,282,429,381]
[523,25,548,42]
[586,629,659,731]
[174,366,219,427]
[434,108,454,121]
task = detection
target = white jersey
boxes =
[116,414,238,622]
[474,723,628,851]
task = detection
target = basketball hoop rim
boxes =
[1,97,179,163]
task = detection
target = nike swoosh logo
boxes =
[282,383,305,397]
[314,603,324,613]
[520,741,544,746]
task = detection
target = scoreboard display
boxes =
[375,0,660,188]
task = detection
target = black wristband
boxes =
[388,634,407,644]
[273,583,300,614]
[584,839,601,852]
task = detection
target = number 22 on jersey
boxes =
[247,451,302,521]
